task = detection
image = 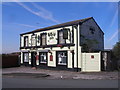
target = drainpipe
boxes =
[74,25,78,72]
[79,22,82,71]
[76,22,82,72]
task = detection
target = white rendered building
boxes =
[20,17,104,72]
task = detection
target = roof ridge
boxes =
[20,17,93,35]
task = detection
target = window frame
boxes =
[23,52,29,63]
[24,36,29,47]
[40,33,47,46]
[31,34,37,46]
[39,52,48,64]
[56,51,67,66]
[58,30,66,44]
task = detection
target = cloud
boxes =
[13,23,39,28]
[108,30,119,42]
[110,8,118,27]
[13,0,60,23]
[31,2,60,23]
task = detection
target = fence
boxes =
[2,54,20,68]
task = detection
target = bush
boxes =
[112,41,120,59]
[112,41,120,70]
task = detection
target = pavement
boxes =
[2,66,119,80]
[2,66,119,88]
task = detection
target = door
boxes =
[31,52,36,67]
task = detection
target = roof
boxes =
[20,17,104,35]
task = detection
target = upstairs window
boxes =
[24,36,28,47]
[41,33,47,46]
[58,29,69,44]
[31,34,36,46]
[58,30,65,44]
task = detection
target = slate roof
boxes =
[20,17,103,35]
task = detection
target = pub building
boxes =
[20,17,104,72]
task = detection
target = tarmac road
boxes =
[2,77,118,88]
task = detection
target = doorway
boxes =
[23,52,29,66]
[31,52,36,67]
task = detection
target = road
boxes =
[2,77,118,88]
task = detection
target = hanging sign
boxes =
[50,55,53,61]
[36,55,39,60]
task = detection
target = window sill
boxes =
[58,63,67,65]
[40,62,47,64]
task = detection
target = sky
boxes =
[1,2,118,53]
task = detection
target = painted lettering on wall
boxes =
[48,32,56,40]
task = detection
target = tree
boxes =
[112,41,120,70]
[112,41,120,60]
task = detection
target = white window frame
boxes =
[58,30,65,44]
[39,52,47,64]
[31,35,36,46]
[57,52,67,65]
[24,53,29,62]
[41,34,47,46]
[24,36,28,47]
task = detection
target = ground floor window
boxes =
[57,51,67,65]
[39,52,47,64]
[23,53,29,62]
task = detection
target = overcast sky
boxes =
[2,2,118,53]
